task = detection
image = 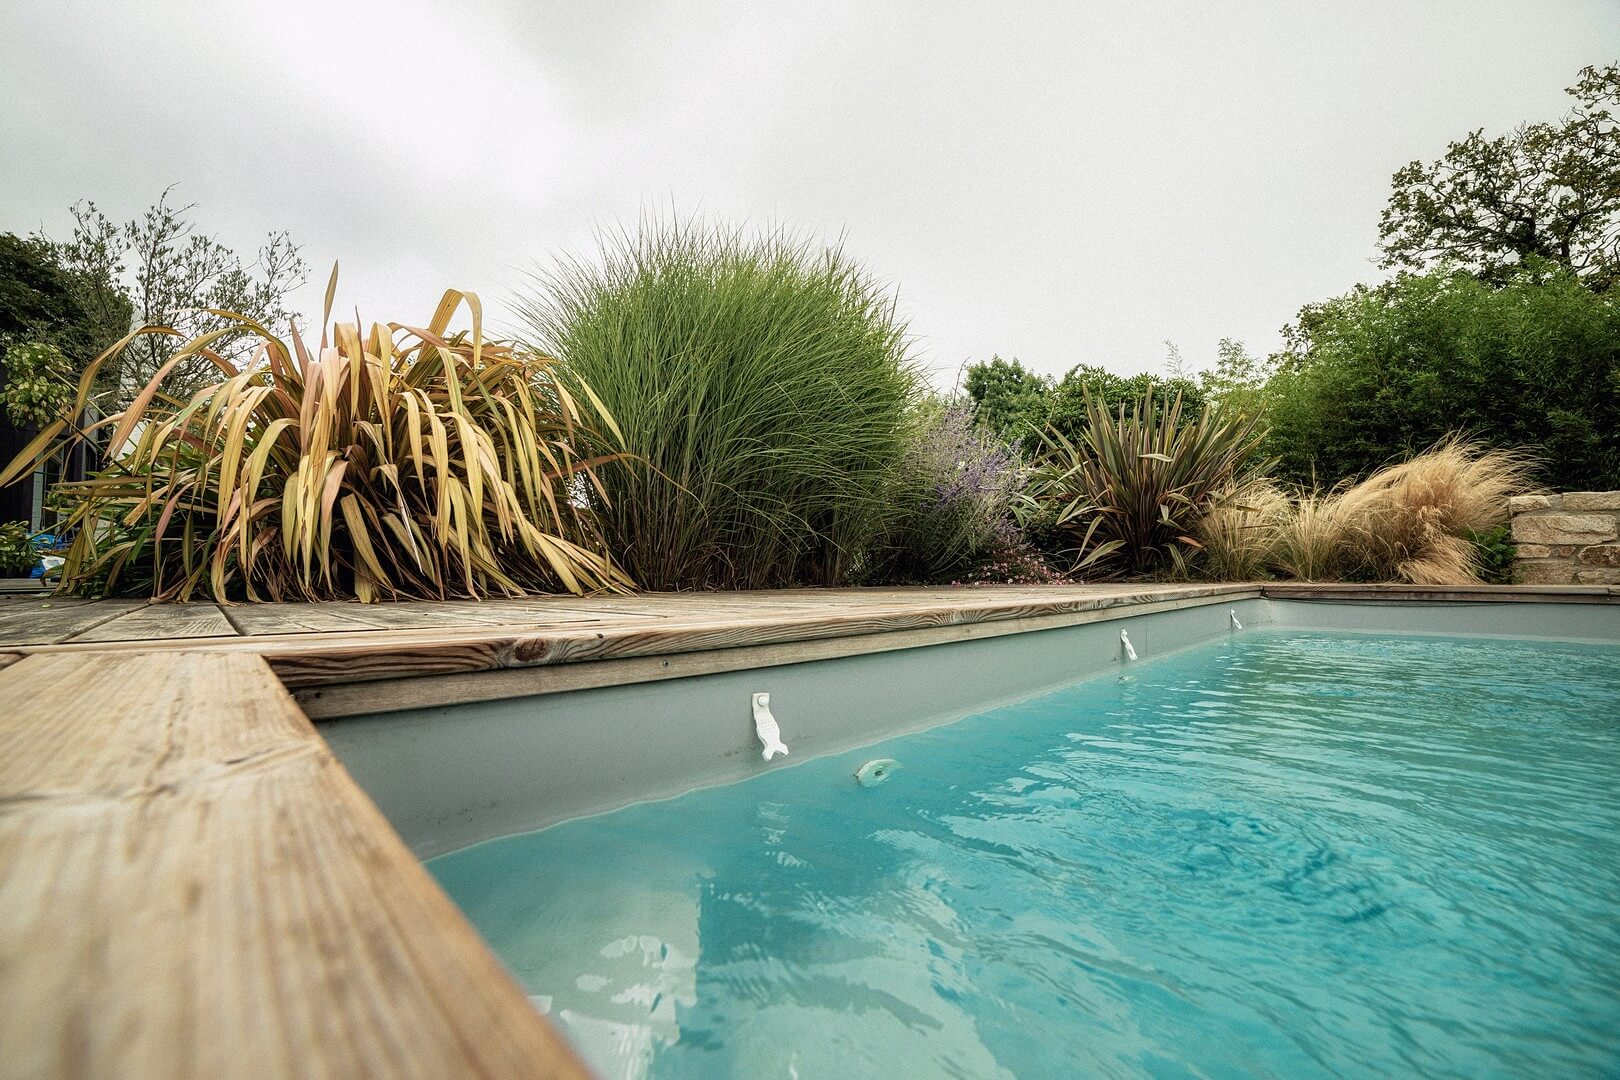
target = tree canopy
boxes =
[1265,264,1620,491]
[1379,64,1620,289]
[49,192,307,407]
[0,233,101,362]
[963,355,1204,446]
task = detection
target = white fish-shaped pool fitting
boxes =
[752,693,789,761]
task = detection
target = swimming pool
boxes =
[428,630,1620,1078]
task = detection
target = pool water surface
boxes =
[430,630,1620,1079]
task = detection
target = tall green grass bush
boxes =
[521,222,920,589]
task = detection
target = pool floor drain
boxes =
[855,759,900,787]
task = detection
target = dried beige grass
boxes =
[1195,478,1289,580]
[1262,439,1536,586]
[1334,439,1536,585]
[1272,486,1365,581]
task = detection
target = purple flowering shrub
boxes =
[873,401,1065,584]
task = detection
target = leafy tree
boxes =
[1380,64,1620,289]
[42,190,307,408]
[1197,337,1272,419]
[1045,364,1204,442]
[963,354,1205,446]
[0,233,114,428]
[0,233,101,360]
[1264,264,1620,490]
[962,355,1049,440]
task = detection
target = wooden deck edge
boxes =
[13,586,1258,687]
[1259,583,1620,603]
[0,651,592,1080]
[298,590,1259,719]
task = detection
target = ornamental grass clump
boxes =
[522,221,920,590]
[1271,486,1364,582]
[0,278,630,601]
[1260,440,1534,585]
[1332,439,1535,585]
[1021,391,1268,578]
[1194,478,1289,581]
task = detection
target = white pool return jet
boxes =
[1120,629,1138,662]
[752,693,790,761]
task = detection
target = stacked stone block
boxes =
[1509,492,1620,585]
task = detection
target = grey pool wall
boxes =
[319,598,1618,859]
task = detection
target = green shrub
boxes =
[521,221,920,590]
[1019,392,1267,578]
[1043,365,1205,444]
[0,521,39,576]
[963,355,1204,445]
[1467,525,1517,585]
[0,340,74,428]
[1265,265,1620,490]
[1470,527,1516,586]
[961,356,1048,442]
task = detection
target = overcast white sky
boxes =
[4,1,1617,386]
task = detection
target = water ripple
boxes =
[432,630,1620,1079]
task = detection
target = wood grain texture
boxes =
[258,585,1260,689]
[0,651,590,1080]
[68,601,236,642]
[0,597,145,644]
[1,584,1612,677]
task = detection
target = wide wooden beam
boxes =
[0,651,590,1080]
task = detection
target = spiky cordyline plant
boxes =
[0,277,632,602]
[1020,391,1268,578]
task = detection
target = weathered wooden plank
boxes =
[260,585,1262,689]
[297,591,1257,719]
[0,651,590,1080]
[226,597,665,636]
[69,602,238,642]
[0,597,146,645]
[8,583,1613,683]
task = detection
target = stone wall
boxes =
[1509,492,1620,585]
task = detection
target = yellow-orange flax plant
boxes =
[0,280,632,601]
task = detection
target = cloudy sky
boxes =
[4,1,1616,386]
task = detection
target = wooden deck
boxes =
[1,581,1616,1079]
[4,582,1615,719]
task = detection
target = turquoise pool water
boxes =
[429,631,1620,1079]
